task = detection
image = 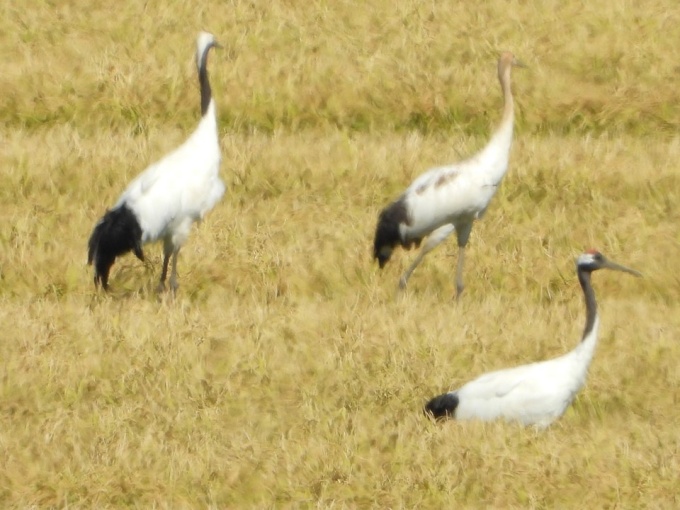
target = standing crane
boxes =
[373,52,525,298]
[87,32,225,293]
[424,250,642,428]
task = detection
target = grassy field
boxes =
[2,0,680,507]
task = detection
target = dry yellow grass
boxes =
[1,0,680,507]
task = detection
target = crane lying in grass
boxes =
[87,32,225,293]
[373,52,525,299]
[424,250,642,428]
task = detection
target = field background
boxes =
[2,0,680,507]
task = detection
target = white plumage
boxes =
[373,52,525,298]
[425,250,642,428]
[88,32,225,292]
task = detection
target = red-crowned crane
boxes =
[373,52,525,299]
[425,250,642,428]
[87,32,225,293]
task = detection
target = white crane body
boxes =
[399,159,505,242]
[117,102,223,245]
[453,322,597,427]
[373,52,521,298]
[425,251,641,428]
[87,32,224,292]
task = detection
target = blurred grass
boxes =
[2,0,679,135]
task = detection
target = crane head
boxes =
[375,246,393,269]
[374,198,410,269]
[196,32,222,69]
[576,250,642,277]
[499,51,527,69]
[498,52,526,83]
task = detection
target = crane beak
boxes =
[603,259,642,277]
[513,59,528,69]
[213,41,223,50]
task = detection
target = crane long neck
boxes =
[496,66,514,139]
[478,64,515,178]
[578,269,598,342]
[198,47,213,117]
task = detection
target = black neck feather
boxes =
[198,44,213,116]
[578,269,598,342]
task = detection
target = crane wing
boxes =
[454,358,571,425]
[114,147,179,209]
[114,138,223,242]
[457,366,530,400]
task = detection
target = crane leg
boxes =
[399,224,456,289]
[455,247,465,299]
[454,222,473,300]
[168,249,181,293]
[157,240,173,293]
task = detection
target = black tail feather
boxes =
[424,392,459,420]
[373,197,409,268]
[87,204,144,290]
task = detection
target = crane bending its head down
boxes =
[87,32,225,292]
[373,52,525,298]
[424,250,641,428]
